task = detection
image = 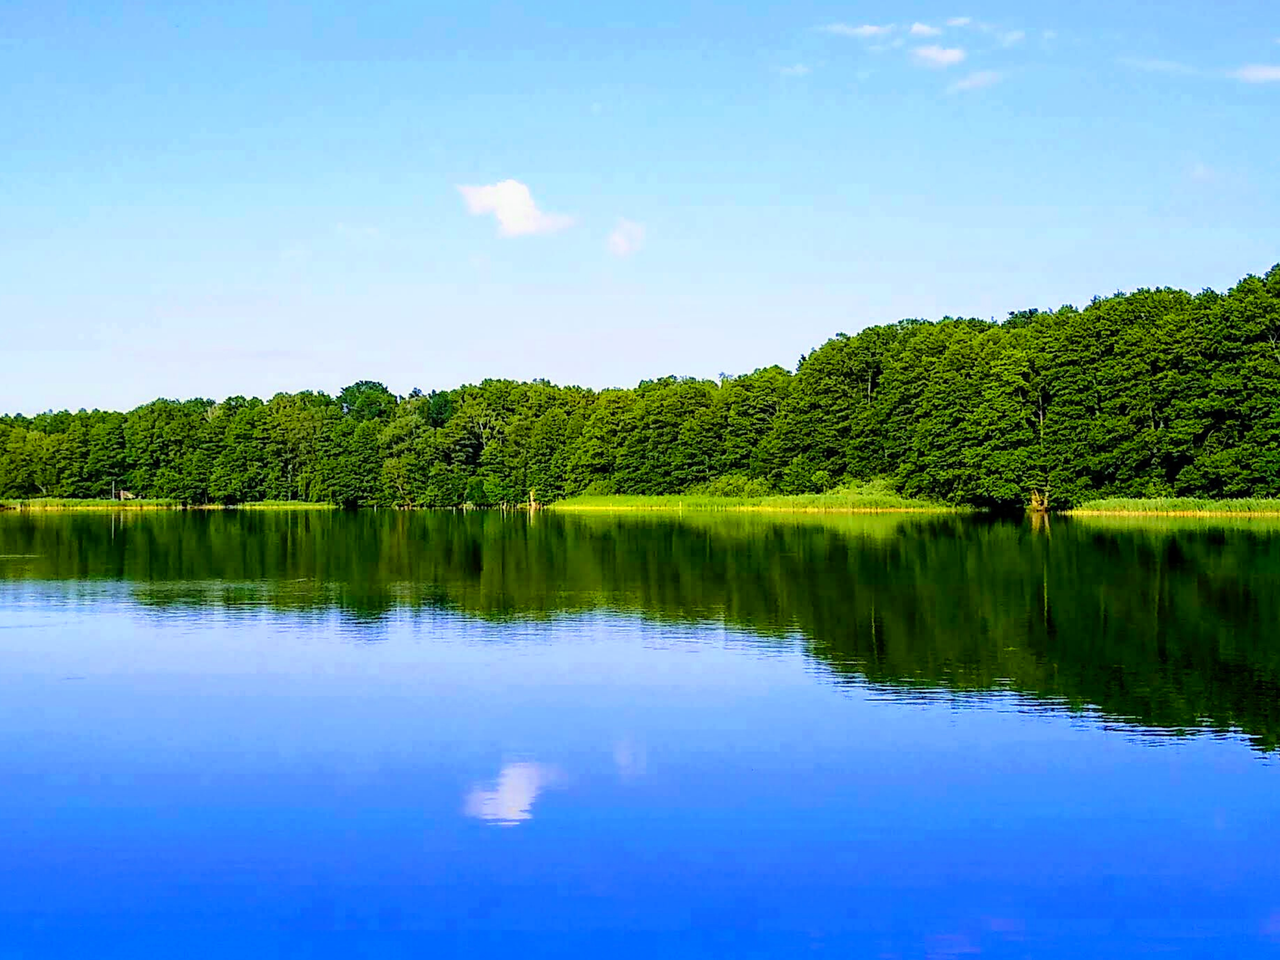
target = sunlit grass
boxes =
[216,501,338,510]
[0,497,184,511]
[549,483,956,514]
[0,498,338,511]
[1068,497,1280,516]
[1070,499,1280,514]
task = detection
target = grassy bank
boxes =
[9,493,1280,518]
[209,501,337,511]
[549,488,956,515]
[1,497,184,511]
[1067,497,1280,516]
[0,498,336,512]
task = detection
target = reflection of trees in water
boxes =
[2,510,1279,750]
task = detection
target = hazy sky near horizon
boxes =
[2,0,1278,414]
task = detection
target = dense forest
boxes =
[3,265,1278,509]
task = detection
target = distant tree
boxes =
[338,381,397,422]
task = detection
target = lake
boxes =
[0,509,1278,958]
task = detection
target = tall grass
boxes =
[1068,497,1280,516]
[549,482,956,514]
[0,498,184,511]
[0,498,337,512]
[211,501,337,511]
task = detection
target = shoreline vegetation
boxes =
[1,498,185,511]
[3,265,1279,513]
[548,482,957,514]
[549,499,948,514]
[1065,497,1280,516]
[9,492,1280,517]
[0,498,337,512]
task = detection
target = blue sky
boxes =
[2,1,1278,413]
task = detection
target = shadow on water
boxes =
[2,508,1279,751]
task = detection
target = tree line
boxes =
[3,265,1278,509]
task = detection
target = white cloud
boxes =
[778,63,811,76]
[1189,162,1217,183]
[464,762,557,825]
[607,219,646,257]
[1231,64,1280,83]
[913,45,966,68]
[947,17,972,27]
[1118,57,1200,75]
[823,23,893,38]
[910,22,942,37]
[948,69,1004,93]
[457,179,574,237]
[999,29,1026,46]
[1043,30,1058,41]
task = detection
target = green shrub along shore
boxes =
[2,264,1278,512]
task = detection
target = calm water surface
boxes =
[0,510,1278,958]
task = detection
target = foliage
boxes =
[1,264,1278,509]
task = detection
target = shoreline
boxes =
[545,492,959,514]
[1066,510,1280,518]
[548,504,956,515]
[6,497,1280,518]
[0,500,337,512]
[1064,497,1280,517]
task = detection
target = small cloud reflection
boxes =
[614,739,647,780]
[464,762,557,826]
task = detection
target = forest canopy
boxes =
[3,265,1279,510]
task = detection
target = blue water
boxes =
[0,592,1277,957]
[1,513,1279,957]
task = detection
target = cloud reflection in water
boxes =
[464,762,557,826]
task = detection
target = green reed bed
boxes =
[216,501,338,510]
[1068,497,1280,516]
[548,490,956,514]
[0,497,184,511]
[0,498,338,512]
